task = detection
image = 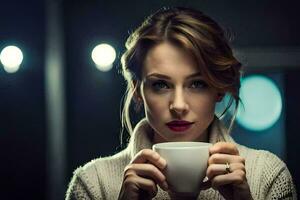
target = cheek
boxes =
[191,95,216,115]
[143,93,168,115]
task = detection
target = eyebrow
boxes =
[146,72,202,80]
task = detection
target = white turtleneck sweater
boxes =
[65,118,297,199]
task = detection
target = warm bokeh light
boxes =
[91,43,116,72]
[236,75,282,131]
[0,45,23,73]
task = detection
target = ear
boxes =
[216,92,225,102]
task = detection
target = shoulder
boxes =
[237,144,282,163]
[236,143,287,172]
[254,149,296,199]
[236,143,288,177]
[235,144,297,199]
[66,149,130,199]
[78,148,130,177]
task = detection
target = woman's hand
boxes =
[118,149,169,200]
[205,142,253,200]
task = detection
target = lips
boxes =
[166,120,194,126]
[166,120,194,132]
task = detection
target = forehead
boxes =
[142,42,200,78]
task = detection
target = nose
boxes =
[169,88,189,116]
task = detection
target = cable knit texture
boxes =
[66,117,297,200]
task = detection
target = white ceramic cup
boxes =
[152,142,212,194]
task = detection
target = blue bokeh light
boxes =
[236,75,282,131]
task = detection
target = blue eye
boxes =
[190,80,207,89]
[150,80,207,91]
[152,80,169,90]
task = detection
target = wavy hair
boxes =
[119,7,242,145]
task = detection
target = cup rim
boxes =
[153,141,212,149]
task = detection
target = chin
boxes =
[166,134,195,142]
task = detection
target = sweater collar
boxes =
[127,116,235,159]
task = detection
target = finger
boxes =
[124,174,158,198]
[207,164,228,179]
[124,163,169,191]
[227,162,246,173]
[210,169,246,189]
[137,177,158,198]
[208,153,245,165]
[206,163,246,179]
[131,149,167,170]
[209,142,239,155]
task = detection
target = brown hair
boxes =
[120,7,242,143]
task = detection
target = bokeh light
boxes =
[0,45,23,73]
[236,75,282,131]
[91,43,116,72]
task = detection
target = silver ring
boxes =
[225,162,231,174]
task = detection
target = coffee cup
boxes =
[152,142,212,194]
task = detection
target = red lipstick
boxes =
[166,120,194,132]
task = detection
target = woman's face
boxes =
[138,42,220,143]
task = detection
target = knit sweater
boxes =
[66,118,297,200]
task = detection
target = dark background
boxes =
[0,0,299,199]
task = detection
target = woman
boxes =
[66,7,296,199]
